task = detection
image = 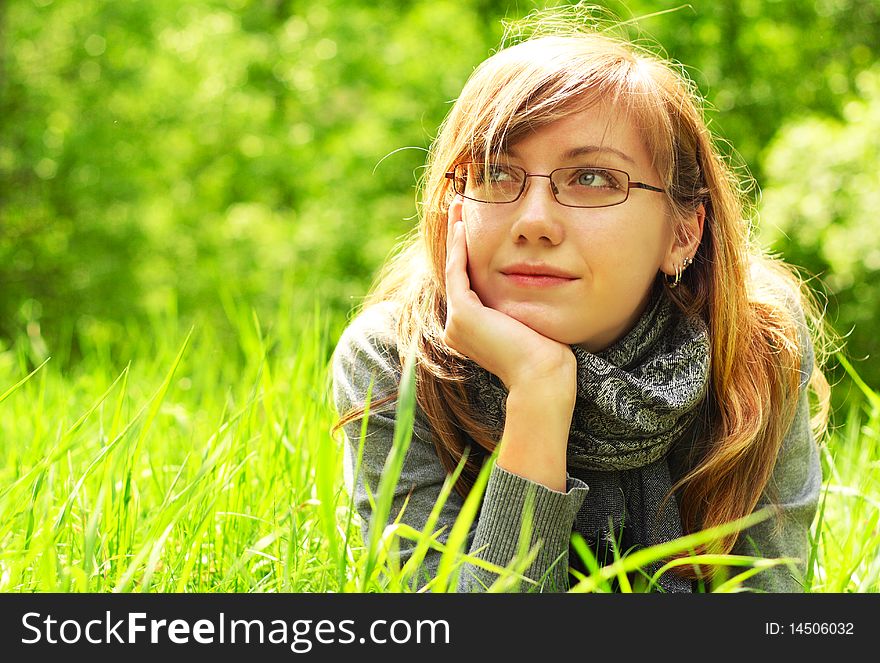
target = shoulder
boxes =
[331,301,404,411]
[335,300,400,352]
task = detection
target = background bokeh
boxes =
[2,0,879,395]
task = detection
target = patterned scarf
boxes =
[467,288,710,592]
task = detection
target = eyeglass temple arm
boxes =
[629,181,665,193]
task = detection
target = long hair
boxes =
[337,10,830,576]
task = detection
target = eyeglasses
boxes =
[445,162,665,208]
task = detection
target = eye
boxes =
[487,164,516,183]
[573,168,621,189]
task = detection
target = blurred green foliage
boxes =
[759,67,880,388]
[1,0,879,384]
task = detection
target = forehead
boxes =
[501,104,655,171]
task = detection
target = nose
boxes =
[508,174,565,246]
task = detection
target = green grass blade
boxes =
[0,357,50,405]
[434,452,495,592]
[360,346,418,590]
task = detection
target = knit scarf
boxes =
[467,288,710,593]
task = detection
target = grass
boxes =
[0,296,877,593]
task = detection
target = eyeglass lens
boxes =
[454,162,632,208]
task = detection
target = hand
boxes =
[442,199,576,395]
[443,198,576,490]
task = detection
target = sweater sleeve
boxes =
[331,303,589,592]
[730,304,822,592]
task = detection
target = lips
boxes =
[500,263,578,279]
[500,263,578,288]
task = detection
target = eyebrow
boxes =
[502,144,637,165]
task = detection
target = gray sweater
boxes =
[331,301,822,593]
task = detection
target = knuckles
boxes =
[442,319,461,346]
[442,317,469,354]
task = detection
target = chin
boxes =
[494,301,581,345]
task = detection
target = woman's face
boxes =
[455,104,679,352]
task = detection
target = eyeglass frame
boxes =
[444,162,666,209]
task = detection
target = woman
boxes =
[332,14,829,593]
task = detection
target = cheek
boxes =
[590,218,668,271]
[570,222,668,311]
[462,211,503,267]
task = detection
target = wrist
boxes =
[506,364,577,411]
[497,384,574,493]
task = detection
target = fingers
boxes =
[446,195,463,267]
[445,196,471,305]
[445,221,470,305]
[443,221,476,357]
[444,197,480,355]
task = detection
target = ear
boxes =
[661,204,705,275]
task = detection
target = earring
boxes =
[665,256,693,289]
